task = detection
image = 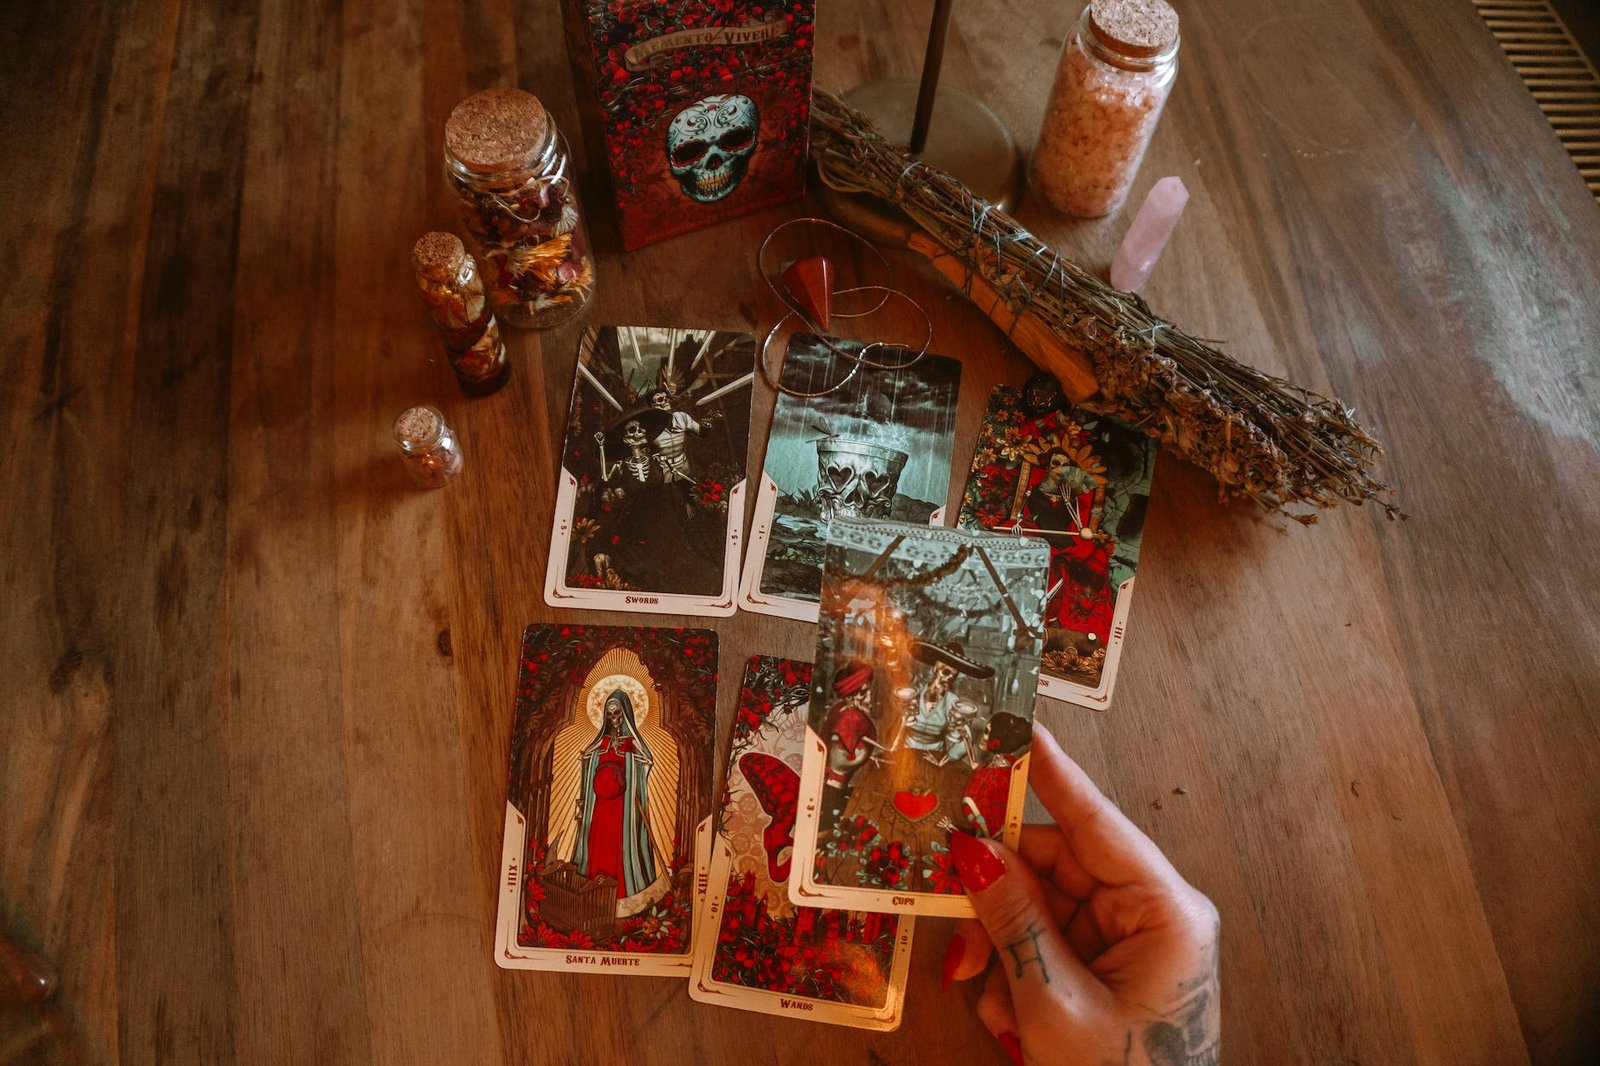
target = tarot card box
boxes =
[561,0,816,249]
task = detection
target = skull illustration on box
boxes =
[666,94,758,203]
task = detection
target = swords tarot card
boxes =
[689,656,913,1028]
[739,333,961,622]
[958,383,1156,708]
[788,520,1049,918]
[546,324,755,617]
[494,623,719,975]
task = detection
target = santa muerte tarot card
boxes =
[689,656,913,1028]
[958,384,1156,709]
[545,324,755,617]
[739,333,962,623]
[788,520,1050,918]
[494,624,719,974]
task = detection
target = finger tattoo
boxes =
[1003,922,1051,984]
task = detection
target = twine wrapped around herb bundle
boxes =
[809,89,1401,523]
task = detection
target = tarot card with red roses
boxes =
[494,623,719,975]
[788,520,1049,919]
[689,656,913,1028]
[958,383,1156,709]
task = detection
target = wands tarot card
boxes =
[689,656,914,1029]
[788,520,1049,918]
[494,624,719,974]
[958,383,1156,708]
[546,324,756,617]
[739,333,961,622]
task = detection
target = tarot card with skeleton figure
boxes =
[494,624,719,974]
[739,333,961,622]
[958,383,1156,708]
[689,656,913,1028]
[545,324,756,617]
[787,520,1049,918]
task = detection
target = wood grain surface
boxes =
[3,0,1598,1062]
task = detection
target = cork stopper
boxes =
[413,231,467,283]
[394,405,443,449]
[444,88,550,173]
[1088,0,1179,58]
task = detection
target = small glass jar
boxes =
[412,231,511,396]
[1029,0,1180,218]
[394,405,464,488]
[443,88,595,330]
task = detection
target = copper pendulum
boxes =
[815,0,1024,243]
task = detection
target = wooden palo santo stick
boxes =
[906,231,1100,403]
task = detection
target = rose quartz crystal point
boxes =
[1109,176,1188,292]
[781,255,834,330]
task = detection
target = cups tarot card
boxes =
[494,623,719,974]
[689,656,913,1028]
[739,333,961,622]
[545,324,756,616]
[788,519,1049,918]
[958,384,1156,708]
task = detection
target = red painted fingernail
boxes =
[998,1030,1024,1065]
[940,932,965,992]
[949,830,1007,892]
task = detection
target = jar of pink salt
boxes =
[1029,0,1180,218]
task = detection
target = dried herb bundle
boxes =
[809,89,1401,522]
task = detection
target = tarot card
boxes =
[694,815,713,915]
[546,324,756,617]
[494,623,719,974]
[958,384,1156,708]
[690,656,913,1028]
[739,333,962,622]
[788,520,1050,918]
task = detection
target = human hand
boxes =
[944,726,1220,1066]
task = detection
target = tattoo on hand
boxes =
[1139,915,1221,1066]
[1003,922,1051,984]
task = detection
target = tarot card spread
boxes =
[959,385,1156,708]
[789,520,1049,918]
[690,656,913,1029]
[546,324,756,617]
[495,624,718,974]
[739,333,961,622]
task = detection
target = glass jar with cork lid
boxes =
[393,404,464,488]
[411,231,510,396]
[1029,0,1180,218]
[443,88,596,329]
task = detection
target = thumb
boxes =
[949,831,1108,1028]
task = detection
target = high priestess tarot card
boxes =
[788,520,1049,918]
[545,324,755,617]
[689,656,913,1029]
[494,624,718,974]
[959,384,1156,708]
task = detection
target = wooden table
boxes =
[4,0,1597,1061]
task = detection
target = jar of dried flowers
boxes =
[1029,0,1179,218]
[443,88,595,329]
[412,232,511,396]
[394,405,464,488]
